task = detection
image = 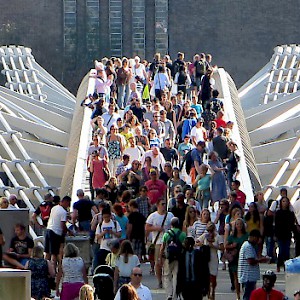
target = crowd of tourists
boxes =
[0,51,300,300]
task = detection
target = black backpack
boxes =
[210,99,222,114]
[166,229,183,262]
[177,72,187,85]
[172,61,180,78]
[180,149,193,174]
[195,60,206,77]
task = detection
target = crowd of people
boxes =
[0,51,300,300]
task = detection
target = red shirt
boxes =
[236,189,246,207]
[250,288,284,300]
[215,118,227,128]
[145,179,167,205]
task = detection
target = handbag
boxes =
[102,160,110,181]
[148,213,168,257]
[222,248,238,263]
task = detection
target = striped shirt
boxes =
[193,221,207,240]
[238,241,260,284]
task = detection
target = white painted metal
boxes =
[239,44,300,202]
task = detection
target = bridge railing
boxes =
[215,68,261,201]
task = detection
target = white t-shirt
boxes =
[96,219,122,251]
[190,126,205,143]
[124,146,145,163]
[133,64,146,80]
[115,254,140,277]
[141,151,166,169]
[102,112,121,128]
[47,205,67,236]
[146,211,174,244]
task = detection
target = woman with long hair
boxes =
[89,150,110,189]
[25,246,55,300]
[208,151,227,206]
[275,196,296,272]
[183,206,198,237]
[198,222,224,300]
[104,176,119,205]
[114,240,140,293]
[107,125,125,176]
[244,202,260,234]
[164,100,177,132]
[167,167,186,199]
[116,58,131,109]
[56,243,88,300]
[193,208,211,241]
[141,156,154,183]
[225,218,248,300]
[214,199,229,270]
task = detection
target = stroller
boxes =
[93,265,114,300]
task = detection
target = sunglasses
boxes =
[133,273,142,277]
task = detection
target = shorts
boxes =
[45,229,64,255]
[132,239,144,257]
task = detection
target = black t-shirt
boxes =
[128,211,146,240]
[10,235,34,255]
[171,204,188,228]
[160,147,178,163]
[73,199,96,222]
[131,106,146,123]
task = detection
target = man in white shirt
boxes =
[102,103,121,128]
[114,267,152,300]
[145,199,174,289]
[190,118,207,146]
[124,137,145,163]
[45,196,71,266]
[141,147,166,170]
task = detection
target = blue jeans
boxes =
[265,236,275,262]
[92,243,100,273]
[277,239,290,268]
[242,281,256,300]
[117,85,125,108]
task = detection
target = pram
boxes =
[93,265,114,300]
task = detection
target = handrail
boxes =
[60,71,94,209]
[216,68,260,200]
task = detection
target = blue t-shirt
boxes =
[191,148,203,167]
[115,215,129,239]
[191,104,203,118]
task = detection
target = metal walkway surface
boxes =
[239,44,300,202]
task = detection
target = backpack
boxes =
[177,72,187,85]
[195,60,206,77]
[172,61,181,78]
[166,229,183,262]
[180,149,193,174]
[40,203,52,221]
[210,99,222,114]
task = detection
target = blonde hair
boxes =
[32,246,44,259]
[79,284,94,300]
